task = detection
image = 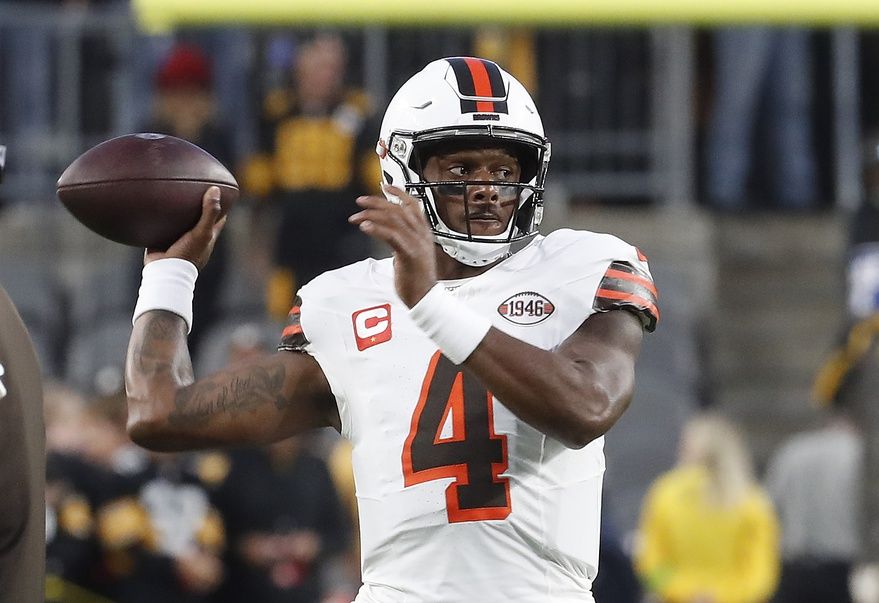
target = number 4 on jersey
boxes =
[402,351,511,523]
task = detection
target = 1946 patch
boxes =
[497,292,555,325]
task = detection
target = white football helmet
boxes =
[378,57,551,266]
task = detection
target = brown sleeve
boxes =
[0,285,45,603]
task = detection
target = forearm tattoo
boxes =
[133,313,190,379]
[132,311,294,430]
[168,361,289,428]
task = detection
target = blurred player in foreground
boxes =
[124,57,659,602]
[0,144,46,602]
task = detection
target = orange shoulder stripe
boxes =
[282,324,303,338]
[605,268,658,297]
[596,288,660,321]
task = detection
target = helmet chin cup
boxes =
[437,238,512,266]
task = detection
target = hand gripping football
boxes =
[57,133,239,249]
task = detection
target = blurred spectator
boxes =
[593,498,642,603]
[44,384,115,601]
[472,27,537,93]
[194,320,283,391]
[48,389,225,602]
[222,322,274,367]
[210,438,349,603]
[765,406,862,603]
[243,33,378,319]
[812,133,879,411]
[94,451,226,602]
[846,133,879,320]
[77,390,148,481]
[325,438,362,602]
[89,466,225,603]
[812,131,879,591]
[134,42,235,361]
[635,414,780,603]
[44,382,90,456]
[703,28,818,211]
[130,29,256,158]
[100,453,225,603]
[147,44,234,162]
[45,452,104,603]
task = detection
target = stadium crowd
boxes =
[43,380,359,603]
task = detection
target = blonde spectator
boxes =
[635,414,780,603]
[43,381,90,454]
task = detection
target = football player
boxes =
[0,143,47,602]
[125,57,659,602]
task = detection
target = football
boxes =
[57,133,239,249]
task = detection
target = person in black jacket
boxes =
[243,33,378,319]
[210,438,349,603]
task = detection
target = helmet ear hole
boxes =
[517,153,538,184]
[382,170,394,185]
[410,141,438,178]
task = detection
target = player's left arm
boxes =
[351,185,649,449]
[465,307,643,449]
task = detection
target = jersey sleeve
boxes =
[271,271,358,440]
[277,295,310,352]
[592,248,659,332]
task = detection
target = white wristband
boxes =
[132,258,198,333]
[408,283,492,365]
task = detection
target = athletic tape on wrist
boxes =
[132,258,198,333]
[408,283,492,365]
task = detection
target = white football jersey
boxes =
[279,229,658,603]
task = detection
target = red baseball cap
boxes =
[156,44,212,91]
